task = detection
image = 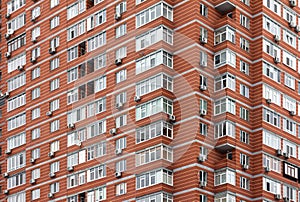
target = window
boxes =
[214,169,235,186]
[263,62,280,82]
[136,73,173,96]
[136,50,173,74]
[240,177,250,190]
[50,0,59,8]
[31,87,40,100]
[31,6,41,20]
[50,182,60,193]
[8,52,26,73]
[31,108,40,120]
[50,37,60,49]
[199,170,207,184]
[86,141,106,160]
[263,154,281,173]
[50,120,60,132]
[7,152,25,172]
[31,148,40,160]
[263,39,281,58]
[240,107,249,121]
[283,95,296,112]
[31,47,40,59]
[8,192,26,202]
[214,121,235,139]
[263,177,281,194]
[31,27,40,41]
[240,84,249,98]
[31,128,40,140]
[87,32,106,52]
[263,130,281,150]
[86,9,107,31]
[240,153,249,166]
[86,186,106,201]
[67,106,86,124]
[95,53,106,70]
[116,69,127,83]
[50,141,60,153]
[8,73,26,92]
[284,73,295,89]
[263,84,281,105]
[7,33,26,52]
[214,49,236,68]
[263,0,281,15]
[136,169,173,189]
[283,30,296,48]
[50,16,60,29]
[7,113,26,131]
[32,189,40,200]
[240,14,250,29]
[50,99,60,112]
[116,114,127,128]
[136,192,173,202]
[200,51,208,67]
[136,144,173,166]
[67,171,85,188]
[67,0,86,20]
[283,7,296,23]
[7,132,26,150]
[136,2,173,28]
[283,140,296,158]
[136,26,173,51]
[263,108,280,128]
[200,123,208,136]
[283,185,296,201]
[116,24,127,38]
[116,160,126,173]
[31,168,40,180]
[7,0,25,14]
[67,20,86,41]
[32,67,40,80]
[7,13,25,31]
[87,164,106,182]
[240,130,249,144]
[116,46,127,59]
[7,171,25,189]
[116,137,126,150]
[283,162,298,180]
[214,26,235,45]
[200,3,208,17]
[136,97,173,120]
[50,161,60,173]
[116,183,127,196]
[214,97,236,115]
[136,121,173,143]
[215,73,235,91]
[200,75,207,88]
[241,0,250,5]
[50,78,60,91]
[7,93,26,112]
[263,16,281,36]
[240,37,249,52]
[200,99,207,111]
[115,92,126,105]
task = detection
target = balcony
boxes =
[215,136,236,153]
[215,1,236,15]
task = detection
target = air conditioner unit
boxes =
[290,21,296,28]
[295,25,300,32]
[5,52,11,58]
[274,34,280,42]
[199,181,207,187]
[115,148,122,155]
[274,56,280,64]
[289,110,296,116]
[276,149,282,156]
[115,172,122,178]
[4,190,9,195]
[49,172,56,178]
[264,166,270,172]
[7,29,14,35]
[168,114,176,123]
[3,172,9,178]
[242,164,249,170]
[75,140,82,147]
[5,13,11,19]
[3,92,9,98]
[48,151,55,158]
[200,109,207,116]
[283,152,290,159]
[274,194,281,200]
[266,98,272,104]
[48,193,54,198]
[200,85,207,91]
[30,178,36,184]
[200,37,208,44]
[283,197,289,202]
[30,158,36,163]
[134,95,141,102]
[17,65,24,71]
[31,36,37,42]
[290,0,296,7]
[200,61,207,67]
[5,149,11,154]
[68,166,74,172]
[31,56,37,63]
[68,123,75,129]
[5,33,11,39]
[49,47,56,55]
[198,155,207,162]
[115,58,122,65]
[46,111,53,116]
[110,128,117,135]
[115,102,123,109]
[115,12,121,20]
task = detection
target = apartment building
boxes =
[1,0,300,201]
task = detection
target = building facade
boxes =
[0,0,299,201]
